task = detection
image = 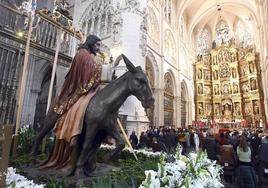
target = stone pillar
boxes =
[154,88,164,127]
[175,95,181,127]
[158,0,165,128]
[263,61,268,122]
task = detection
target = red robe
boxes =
[42,48,101,170]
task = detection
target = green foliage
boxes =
[45,178,67,188]
[10,146,160,187]
[10,181,16,188]
[76,182,89,188]
[95,148,160,187]
[110,157,158,186]
[17,125,35,154]
[90,176,130,188]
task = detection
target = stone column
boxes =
[154,88,164,127]
[158,0,165,128]
[174,95,181,127]
[110,0,149,137]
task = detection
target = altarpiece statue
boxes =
[194,44,266,127]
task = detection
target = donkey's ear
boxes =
[122,54,137,73]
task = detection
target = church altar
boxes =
[194,43,266,128]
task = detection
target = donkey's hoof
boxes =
[84,164,96,176]
[75,168,87,178]
[102,154,111,163]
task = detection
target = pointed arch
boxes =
[196,25,212,54]
[215,19,231,46]
[164,71,176,127]
[233,17,253,47]
[147,6,160,50]
[33,64,56,133]
[145,54,156,128]
[145,50,159,88]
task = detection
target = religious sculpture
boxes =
[249,61,255,73]
[198,84,203,94]
[250,78,257,90]
[215,104,220,116]
[194,44,265,124]
[204,70,210,80]
[222,84,230,94]
[205,104,212,116]
[231,68,237,78]
[204,86,211,95]
[245,103,252,115]
[235,103,241,116]
[242,82,249,92]
[214,85,219,95]
[220,63,231,78]
[223,103,232,121]
[233,83,239,94]
[31,55,154,177]
[238,50,245,60]
[231,52,237,62]
[197,68,202,79]
[253,101,259,114]
[198,103,203,115]
[241,64,248,76]
[213,70,218,80]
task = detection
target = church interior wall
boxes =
[21,58,49,126]
[70,0,268,129]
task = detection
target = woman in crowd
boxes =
[237,135,252,165]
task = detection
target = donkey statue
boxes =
[31,54,154,176]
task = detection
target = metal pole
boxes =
[46,30,62,113]
[41,29,63,152]
[13,15,34,155]
[116,118,138,161]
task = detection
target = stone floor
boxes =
[22,162,119,187]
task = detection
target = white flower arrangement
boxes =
[5,167,44,188]
[139,147,224,188]
[100,144,162,157]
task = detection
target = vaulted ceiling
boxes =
[177,0,261,43]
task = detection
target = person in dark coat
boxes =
[259,137,268,168]
[203,132,218,160]
[130,131,138,149]
[250,133,262,159]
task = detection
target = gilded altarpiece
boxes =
[194,46,266,125]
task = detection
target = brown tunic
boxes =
[42,49,101,171]
[53,48,101,144]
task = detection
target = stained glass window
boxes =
[180,16,184,39]
[236,20,253,47]
[196,28,211,54]
[164,0,172,24]
[215,20,230,46]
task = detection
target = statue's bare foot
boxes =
[56,165,75,177]
[30,157,43,167]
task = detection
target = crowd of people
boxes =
[129,126,201,154]
[128,126,268,187]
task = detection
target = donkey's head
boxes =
[122,54,154,108]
